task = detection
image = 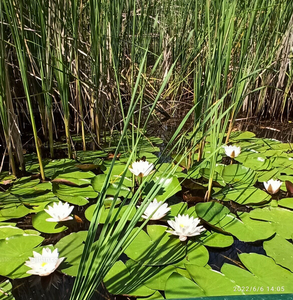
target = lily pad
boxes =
[165,272,205,298]
[56,231,88,276]
[143,175,181,202]
[186,264,243,296]
[0,234,44,278]
[124,225,186,266]
[249,206,293,239]
[264,234,293,272]
[220,164,257,185]
[213,185,271,205]
[32,210,68,233]
[92,174,132,198]
[0,204,31,222]
[54,184,97,205]
[104,260,155,297]
[0,279,15,300]
[195,202,275,242]
[52,171,95,186]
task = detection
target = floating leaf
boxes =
[124,225,185,266]
[220,164,257,185]
[0,279,15,300]
[43,159,79,178]
[196,202,275,242]
[85,204,136,223]
[0,234,44,278]
[257,169,281,182]
[250,207,293,239]
[92,174,132,198]
[186,264,243,296]
[213,185,270,205]
[264,234,293,272]
[52,171,95,186]
[199,231,234,248]
[56,231,88,276]
[230,131,256,140]
[0,204,31,222]
[143,175,181,202]
[165,272,205,298]
[54,184,97,205]
[32,210,68,233]
[104,261,154,297]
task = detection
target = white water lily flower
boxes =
[44,201,74,222]
[25,248,65,276]
[264,179,282,195]
[129,160,154,177]
[223,145,241,158]
[141,199,171,220]
[166,214,205,241]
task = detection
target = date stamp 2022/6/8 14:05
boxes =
[233,286,285,293]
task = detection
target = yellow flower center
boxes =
[41,262,47,267]
[179,224,185,228]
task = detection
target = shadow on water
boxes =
[11,273,113,300]
[207,238,266,271]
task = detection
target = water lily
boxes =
[264,179,282,195]
[25,248,65,276]
[166,214,205,241]
[223,145,241,158]
[129,160,154,177]
[44,201,74,222]
[141,199,171,220]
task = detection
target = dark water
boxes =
[11,275,112,300]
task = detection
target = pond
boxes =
[1,127,293,299]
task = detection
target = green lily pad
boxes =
[186,264,243,296]
[0,204,31,222]
[213,185,271,205]
[144,265,177,290]
[56,231,88,276]
[32,210,68,233]
[199,231,233,248]
[124,225,185,266]
[104,260,155,297]
[10,177,52,196]
[43,159,79,178]
[238,253,293,292]
[92,174,132,198]
[168,203,188,218]
[0,234,44,278]
[52,171,96,186]
[143,175,181,202]
[0,192,20,206]
[165,272,205,298]
[220,164,257,185]
[85,204,136,223]
[264,234,293,272]
[195,202,275,242]
[230,131,256,140]
[0,226,39,239]
[249,207,293,239]
[54,184,97,205]
[0,279,15,300]
[242,156,272,171]
[257,169,281,182]
[278,198,293,210]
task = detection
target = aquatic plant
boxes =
[140,199,171,220]
[24,248,65,276]
[166,214,206,241]
[44,201,74,222]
